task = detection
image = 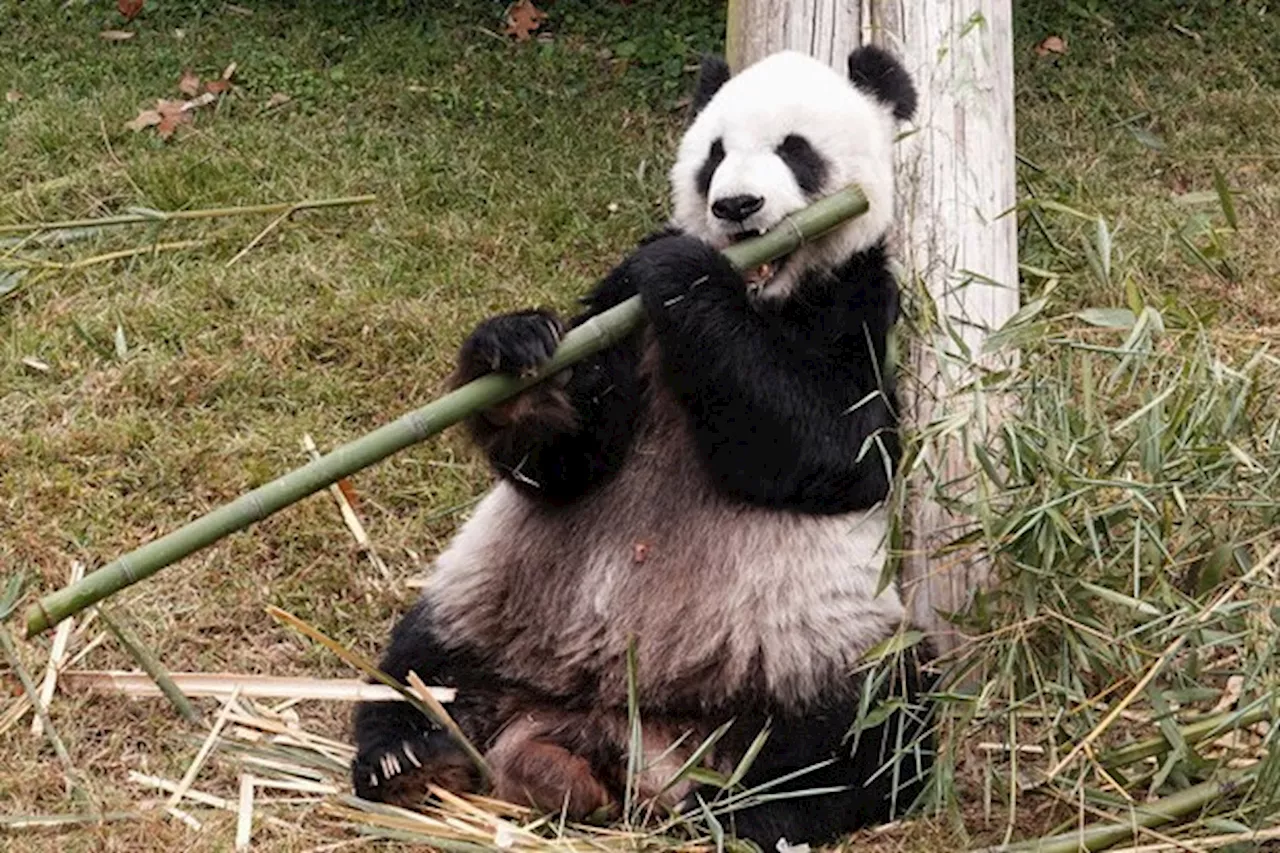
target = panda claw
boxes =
[403,741,423,768]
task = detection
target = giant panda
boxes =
[352,46,932,848]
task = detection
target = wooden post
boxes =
[726,0,1019,653]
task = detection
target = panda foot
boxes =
[352,729,479,807]
[456,309,564,381]
[489,738,618,822]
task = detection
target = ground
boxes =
[2,0,1278,851]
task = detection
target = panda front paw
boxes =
[456,309,565,383]
[627,234,739,313]
[353,729,480,807]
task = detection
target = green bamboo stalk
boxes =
[0,195,376,236]
[21,185,869,638]
[97,605,201,724]
[968,768,1257,853]
[1100,699,1276,769]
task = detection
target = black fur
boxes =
[630,234,900,514]
[705,650,935,849]
[455,309,563,380]
[452,285,646,504]
[695,138,725,198]
[454,232,899,514]
[775,133,828,196]
[848,44,917,121]
[690,54,731,117]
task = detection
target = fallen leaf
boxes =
[156,98,187,119]
[21,356,51,373]
[504,0,546,41]
[336,478,361,509]
[1034,35,1067,56]
[141,99,195,140]
[221,61,237,81]
[205,79,231,95]
[156,112,186,140]
[125,109,162,132]
[265,92,291,109]
[4,90,21,103]
[100,29,137,41]
[178,69,201,97]
[117,0,144,20]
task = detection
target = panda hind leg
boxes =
[351,598,495,806]
[484,709,620,822]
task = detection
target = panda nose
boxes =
[711,194,765,223]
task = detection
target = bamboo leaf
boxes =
[723,725,771,791]
[1075,307,1137,329]
[1212,166,1238,230]
[654,719,733,799]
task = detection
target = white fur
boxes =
[426,378,903,713]
[669,51,899,299]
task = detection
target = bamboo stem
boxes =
[1101,699,1276,769]
[19,185,868,637]
[969,768,1257,853]
[97,605,201,724]
[0,195,376,236]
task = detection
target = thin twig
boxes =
[166,687,241,811]
[0,622,94,807]
[226,207,294,267]
[302,433,390,580]
[0,195,377,236]
[32,561,84,736]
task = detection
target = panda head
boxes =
[669,47,916,301]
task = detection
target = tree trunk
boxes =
[727,0,1019,654]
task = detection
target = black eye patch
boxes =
[775,134,827,195]
[695,138,725,197]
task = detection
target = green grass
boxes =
[1,0,1278,850]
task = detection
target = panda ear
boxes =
[847,45,917,122]
[690,54,731,118]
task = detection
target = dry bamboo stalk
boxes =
[167,688,241,811]
[302,433,390,579]
[60,669,454,703]
[128,771,234,810]
[235,774,255,850]
[0,633,105,736]
[0,622,91,804]
[31,561,84,736]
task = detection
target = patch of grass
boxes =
[1014,0,1280,323]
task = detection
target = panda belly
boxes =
[426,391,905,713]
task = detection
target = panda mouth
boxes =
[728,228,791,292]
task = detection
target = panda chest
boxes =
[427,399,901,707]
